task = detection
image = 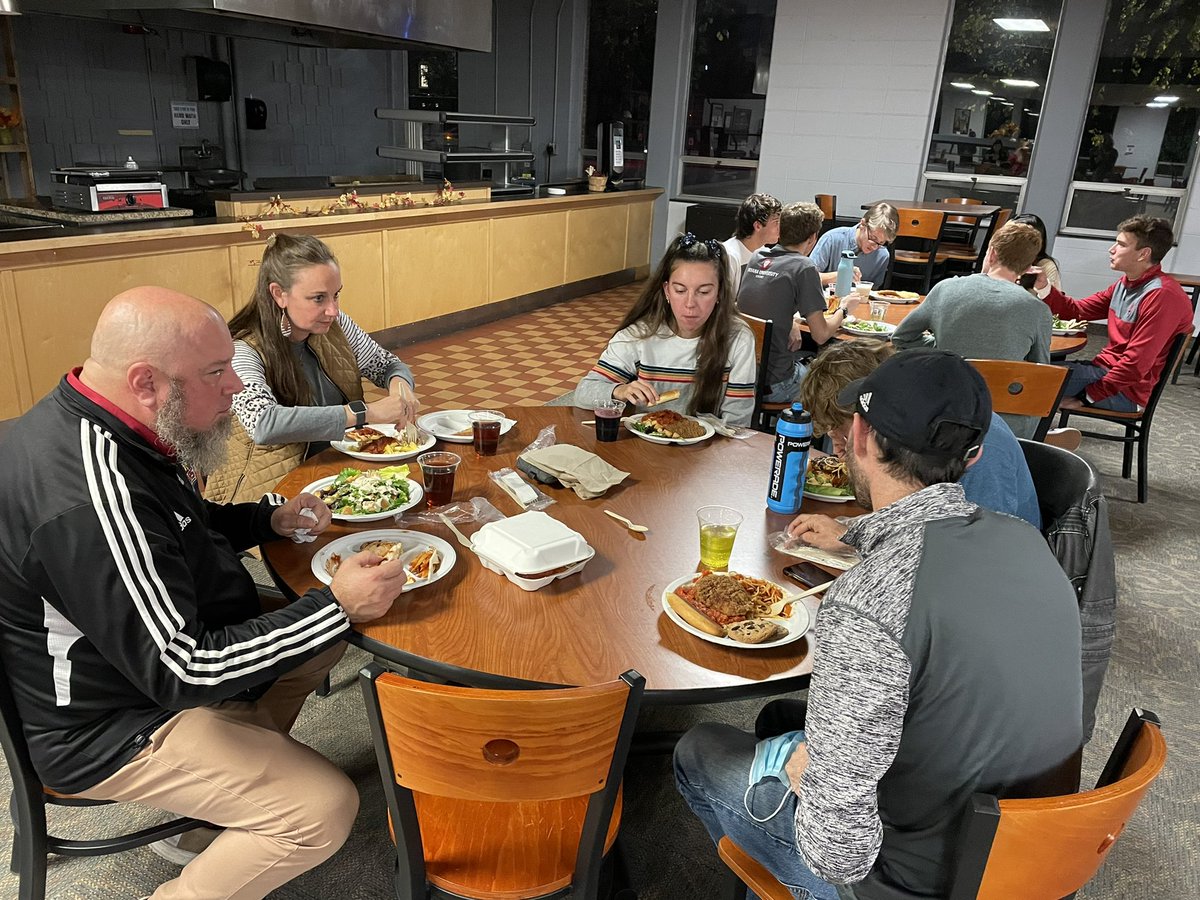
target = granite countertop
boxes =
[0,199,193,225]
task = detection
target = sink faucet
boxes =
[196,140,214,160]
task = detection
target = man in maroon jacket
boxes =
[1034,215,1191,412]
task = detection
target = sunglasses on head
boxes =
[679,232,724,261]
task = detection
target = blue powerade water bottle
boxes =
[834,249,856,301]
[767,403,812,515]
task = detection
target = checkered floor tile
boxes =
[363,282,643,410]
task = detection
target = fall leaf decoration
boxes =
[238,181,466,237]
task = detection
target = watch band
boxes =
[349,400,367,428]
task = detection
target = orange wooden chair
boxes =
[967,359,1068,441]
[814,193,839,234]
[719,708,1167,900]
[938,208,1012,274]
[887,208,947,293]
[737,311,793,432]
[359,663,645,900]
[937,196,984,244]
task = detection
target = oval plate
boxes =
[623,413,716,446]
[840,320,897,339]
[300,474,424,522]
[660,572,811,649]
[802,487,856,504]
[311,529,456,591]
[416,410,518,444]
[330,424,437,462]
[1052,327,1087,336]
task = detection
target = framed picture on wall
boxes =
[732,107,752,133]
[710,104,724,128]
[953,107,971,135]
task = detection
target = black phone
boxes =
[782,562,836,590]
[1018,271,1037,291]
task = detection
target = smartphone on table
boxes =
[782,562,836,591]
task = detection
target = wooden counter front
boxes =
[0,188,660,420]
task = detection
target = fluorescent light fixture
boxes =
[993,18,1050,31]
[950,82,975,89]
[1027,112,1040,117]
[972,89,993,96]
[1146,102,1169,108]
[1153,95,1179,103]
[1001,78,1040,88]
[1000,102,1015,106]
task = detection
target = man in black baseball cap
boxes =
[674,346,1083,899]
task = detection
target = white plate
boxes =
[300,473,424,522]
[416,410,518,443]
[330,424,437,462]
[661,572,811,649]
[803,487,856,504]
[623,413,716,445]
[870,290,921,303]
[840,321,897,339]
[311,529,456,591]
[1052,327,1087,336]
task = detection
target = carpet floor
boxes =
[2,328,1197,899]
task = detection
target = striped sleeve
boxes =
[574,328,641,409]
[37,420,350,704]
[338,313,414,389]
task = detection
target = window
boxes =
[923,0,1063,206]
[678,0,776,201]
[1063,0,1198,236]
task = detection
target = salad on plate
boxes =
[311,466,414,517]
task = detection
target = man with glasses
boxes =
[721,192,783,295]
[810,201,899,289]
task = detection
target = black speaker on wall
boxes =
[195,57,232,102]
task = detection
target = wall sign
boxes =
[171,101,200,129]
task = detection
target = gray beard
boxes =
[154,381,233,476]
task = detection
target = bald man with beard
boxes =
[0,287,408,899]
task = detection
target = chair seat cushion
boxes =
[412,789,622,899]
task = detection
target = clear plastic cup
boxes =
[697,505,743,569]
[593,399,625,442]
[468,410,504,456]
[417,451,461,508]
[869,299,891,321]
[855,281,874,301]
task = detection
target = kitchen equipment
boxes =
[51,167,168,212]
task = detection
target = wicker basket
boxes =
[587,174,608,192]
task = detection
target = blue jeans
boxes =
[1062,362,1139,412]
[766,358,809,403]
[674,722,843,900]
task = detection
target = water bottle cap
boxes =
[792,402,804,411]
[841,249,856,258]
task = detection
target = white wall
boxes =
[755,0,952,210]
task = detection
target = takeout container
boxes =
[471,510,595,591]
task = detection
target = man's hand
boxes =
[1059,395,1084,410]
[787,320,807,352]
[328,551,407,622]
[1027,265,1047,292]
[786,740,810,795]
[613,380,659,407]
[787,514,849,552]
[271,492,332,538]
[853,265,863,282]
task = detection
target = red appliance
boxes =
[50,168,169,212]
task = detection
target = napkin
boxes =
[290,506,319,544]
[520,445,629,499]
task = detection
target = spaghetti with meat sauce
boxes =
[673,572,784,626]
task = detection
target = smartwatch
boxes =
[348,400,367,428]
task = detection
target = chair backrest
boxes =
[736,311,788,430]
[360,664,645,898]
[0,653,42,811]
[1018,438,1100,528]
[895,207,946,241]
[939,196,982,226]
[968,359,1068,440]
[814,193,836,221]
[950,709,1167,900]
[1143,332,1187,419]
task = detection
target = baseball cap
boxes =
[835,349,992,459]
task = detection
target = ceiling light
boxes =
[1001,79,1040,88]
[1153,95,1179,103]
[972,89,993,96]
[1027,112,1040,117]
[993,18,1050,31]
[950,82,975,89]
[1146,102,1169,108]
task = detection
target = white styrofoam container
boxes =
[471,511,594,591]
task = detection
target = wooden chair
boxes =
[359,663,645,900]
[1164,272,1199,383]
[1056,332,1187,502]
[0,656,210,900]
[939,208,1012,275]
[886,208,947,293]
[937,196,983,245]
[814,193,837,234]
[968,359,1068,441]
[719,708,1167,900]
[737,311,792,433]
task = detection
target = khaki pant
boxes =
[76,643,355,900]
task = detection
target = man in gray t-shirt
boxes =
[810,201,899,289]
[738,202,862,401]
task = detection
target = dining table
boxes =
[263,406,862,705]
[864,199,1001,220]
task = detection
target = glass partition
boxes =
[583,0,657,155]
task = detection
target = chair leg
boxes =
[1137,430,1148,503]
[1121,431,1134,480]
[315,673,331,698]
[9,791,48,900]
[724,868,750,900]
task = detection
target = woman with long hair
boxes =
[1012,213,1062,292]
[205,232,419,502]
[575,233,757,425]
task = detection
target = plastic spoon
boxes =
[604,509,649,533]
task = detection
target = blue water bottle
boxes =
[767,403,813,514]
[834,249,856,301]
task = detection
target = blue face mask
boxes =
[744,730,805,822]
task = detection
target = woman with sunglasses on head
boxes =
[1012,212,1063,293]
[205,232,420,503]
[575,233,758,426]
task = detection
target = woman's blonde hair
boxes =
[227,233,340,407]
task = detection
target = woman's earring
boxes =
[280,310,292,337]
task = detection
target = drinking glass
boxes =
[697,505,743,569]
[593,399,625,442]
[469,410,504,456]
[869,299,891,321]
[854,281,874,301]
[417,452,461,508]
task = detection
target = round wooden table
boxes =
[802,297,1088,358]
[264,407,860,704]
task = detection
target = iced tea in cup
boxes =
[417,451,461,508]
[594,399,625,442]
[697,505,743,569]
[469,410,503,456]
[869,299,891,321]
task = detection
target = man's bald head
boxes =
[90,287,226,375]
